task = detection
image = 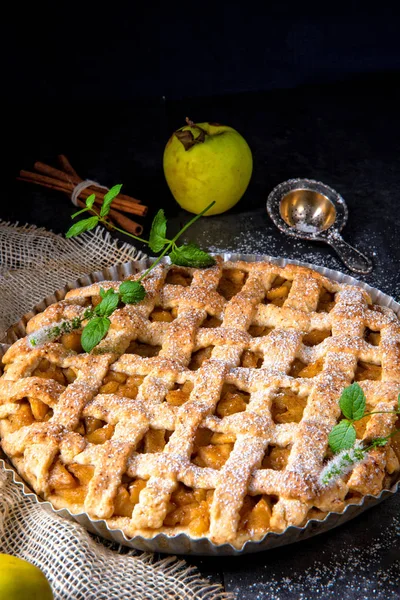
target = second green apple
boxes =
[163,120,252,216]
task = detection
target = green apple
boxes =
[0,554,53,600]
[163,119,252,215]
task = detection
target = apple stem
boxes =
[185,117,208,136]
[174,117,208,151]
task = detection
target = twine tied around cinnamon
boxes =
[71,179,109,207]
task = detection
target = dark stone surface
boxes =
[186,495,400,599]
[4,74,400,598]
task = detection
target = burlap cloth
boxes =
[0,221,232,600]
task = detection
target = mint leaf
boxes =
[100,184,123,217]
[339,383,366,421]
[71,207,90,219]
[94,288,120,317]
[398,393,400,412]
[86,193,96,208]
[169,243,215,268]
[328,420,357,453]
[119,280,146,304]
[149,209,167,253]
[66,216,99,238]
[370,437,390,448]
[119,280,141,295]
[81,316,110,352]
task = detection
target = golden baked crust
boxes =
[1,258,399,547]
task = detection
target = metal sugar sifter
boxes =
[266,178,373,274]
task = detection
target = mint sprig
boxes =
[328,419,356,454]
[320,443,366,487]
[95,288,120,317]
[149,209,168,253]
[85,193,96,209]
[119,280,146,304]
[65,216,99,238]
[28,281,148,352]
[30,187,216,353]
[81,283,148,349]
[339,382,366,421]
[65,183,215,271]
[100,184,123,217]
[321,386,400,487]
[169,243,216,268]
[27,308,93,348]
[81,317,111,353]
[329,384,400,456]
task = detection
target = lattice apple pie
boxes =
[0,259,399,547]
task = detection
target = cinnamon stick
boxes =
[19,170,71,190]
[108,208,144,236]
[19,169,147,216]
[35,160,143,206]
[34,161,77,186]
[57,154,79,177]
[91,196,147,217]
[17,176,73,195]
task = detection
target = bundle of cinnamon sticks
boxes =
[17,155,147,235]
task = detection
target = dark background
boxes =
[3,4,400,599]
[5,4,400,101]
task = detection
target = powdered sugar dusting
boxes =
[227,514,400,599]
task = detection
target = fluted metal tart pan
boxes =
[1,253,399,555]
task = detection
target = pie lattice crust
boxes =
[1,258,399,547]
